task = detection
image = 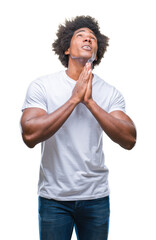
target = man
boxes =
[21,16,136,240]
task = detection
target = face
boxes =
[65,28,98,62]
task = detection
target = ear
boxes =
[65,48,70,55]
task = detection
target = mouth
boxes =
[81,45,92,51]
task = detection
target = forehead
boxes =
[74,27,95,36]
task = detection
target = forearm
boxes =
[85,99,136,150]
[22,97,79,148]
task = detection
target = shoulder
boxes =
[27,71,64,93]
[93,73,126,112]
[32,71,63,85]
[93,73,118,94]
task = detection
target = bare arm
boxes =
[20,98,78,148]
[82,69,136,150]
[20,63,92,148]
[85,99,136,150]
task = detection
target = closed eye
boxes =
[77,34,96,40]
[75,32,97,41]
[77,34,83,37]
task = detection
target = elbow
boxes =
[22,133,36,148]
[122,127,137,150]
[122,135,137,150]
[20,120,37,148]
[125,139,136,150]
[25,142,36,149]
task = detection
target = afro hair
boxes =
[52,15,109,68]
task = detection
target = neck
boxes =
[66,57,88,81]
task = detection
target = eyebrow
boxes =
[75,29,96,37]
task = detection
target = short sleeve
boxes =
[108,87,126,113]
[22,79,47,112]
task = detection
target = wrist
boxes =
[83,98,95,108]
[69,96,80,106]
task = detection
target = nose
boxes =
[83,36,92,43]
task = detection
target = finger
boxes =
[85,62,91,73]
[78,63,91,83]
[87,69,92,79]
[80,66,89,83]
[87,62,92,69]
[88,71,92,86]
[79,66,86,80]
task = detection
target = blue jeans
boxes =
[38,195,110,240]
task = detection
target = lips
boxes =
[82,45,92,50]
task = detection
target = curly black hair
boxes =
[52,16,109,69]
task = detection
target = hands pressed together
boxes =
[21,61,136,150]
[71,62,93,105]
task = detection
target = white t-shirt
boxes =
[22,70,126,201]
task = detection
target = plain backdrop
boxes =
[0,0,156,239]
